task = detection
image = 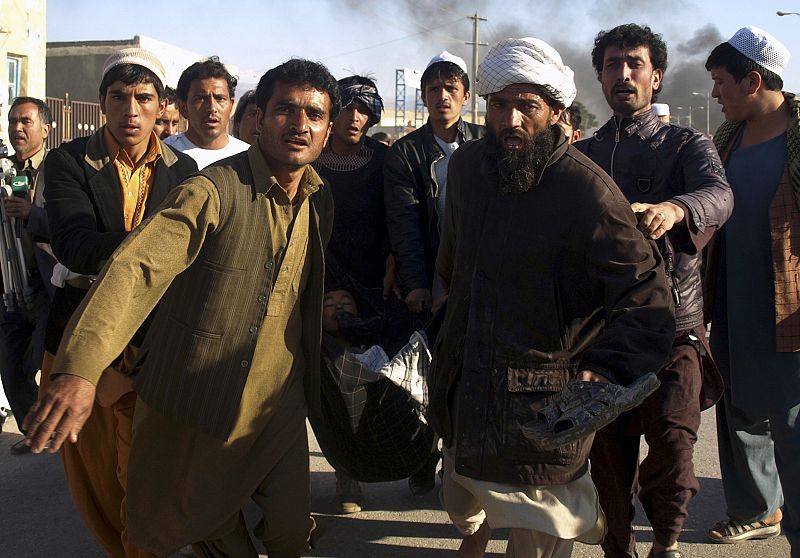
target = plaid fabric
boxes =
[713,92,800,351]
[308,333,436,482]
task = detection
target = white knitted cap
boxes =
[727,26,790,78]
[102,47,167,90]
[476,37,576,108]
[427,50,469,73]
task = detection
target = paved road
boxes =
[0,408,789,557]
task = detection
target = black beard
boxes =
[489,126,556,194]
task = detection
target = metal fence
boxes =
[45,94,106,150]
[44,95,195,150]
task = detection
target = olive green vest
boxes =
[134,150,332,440]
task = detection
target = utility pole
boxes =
[466,12,487,124]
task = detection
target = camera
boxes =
[0,139,7,158]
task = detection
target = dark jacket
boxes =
[384,118,485,293]
[575,108,732,331]
[431,129,675,486]
[43,128,197,351]
[8,148,57,300]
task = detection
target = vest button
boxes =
[257,295,266,303]
[249,325,258,334]
[265,261,274,269]
[240,360,249,367]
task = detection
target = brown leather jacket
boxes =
[430,130,675,486]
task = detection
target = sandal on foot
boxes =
[519,373,660,451]
[708,518,781,543]
[647,550,684,558]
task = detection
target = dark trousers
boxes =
[0,283,49,431]
[590,333,702,556]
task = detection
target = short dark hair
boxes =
[562,104,582,131]
[254,59,340,121]
[705,42,783,91]
[99,63,165,100]
[164,86,178,106]
[9,96,52,125]
[233,89,257,126]
[591,24,668,101]
[176,56,238,101]
[420,61,470,93]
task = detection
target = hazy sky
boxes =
[47,0,800,132]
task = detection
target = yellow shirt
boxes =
[103,128,162,231]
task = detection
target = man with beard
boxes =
[430,37,674,557]
[26,58,337,558]
[165,57,249,169]
[575,23,732,558]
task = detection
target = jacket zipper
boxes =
[429,152,444,198]
[610,117,620,181]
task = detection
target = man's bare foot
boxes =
[457,522,491,557]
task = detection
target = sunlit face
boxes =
[100,80,161,151]
[709,66,753,123]
[154,102,181,139]
[599,45,662,117]
[485,83,562,153]
[322,289,358,333]
[179,77,233,148]
[8,102,50,161]
[257,81,332,173]
[332,100,371,146]
[422,77,470,127]
[235,101,260,145]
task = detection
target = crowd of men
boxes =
[0,19,797,558]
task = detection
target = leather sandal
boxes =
[519,373,660,451]
[708,517,781,543]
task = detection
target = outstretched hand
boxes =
[631,201,685,240]
[22,374,95,453]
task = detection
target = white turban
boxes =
[476,37,576,108]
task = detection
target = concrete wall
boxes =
[46,50,110,102]
[0,0,47,145]
[46,35,241,103]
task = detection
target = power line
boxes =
[321,17,464,61]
